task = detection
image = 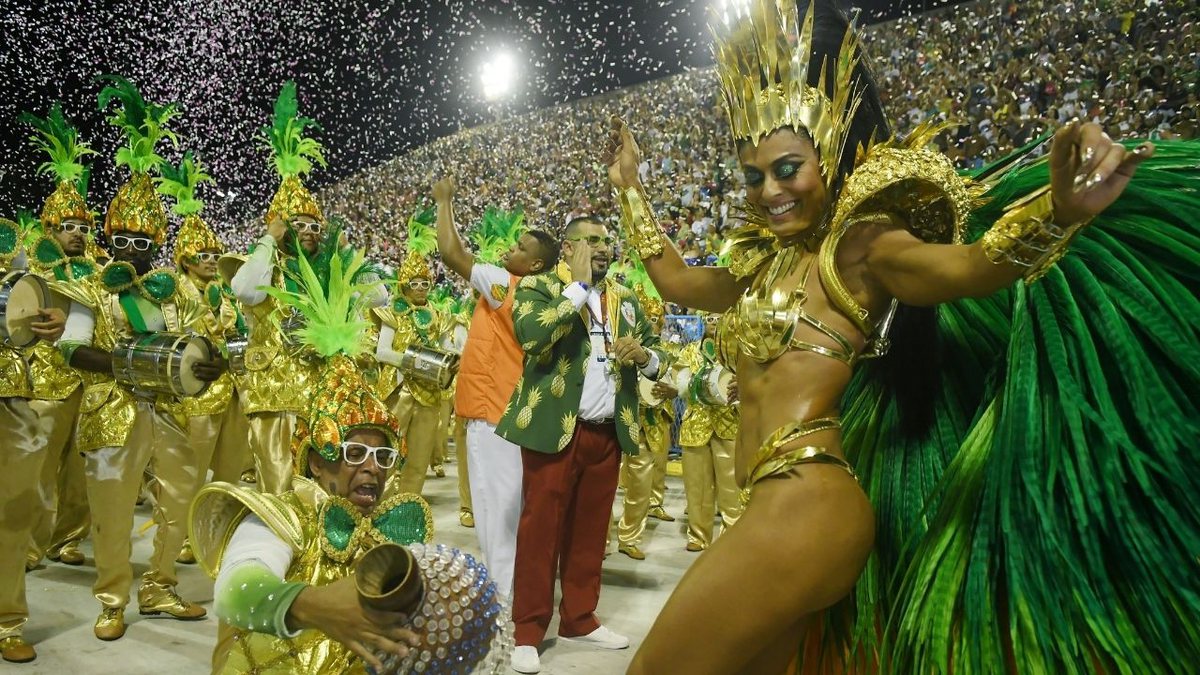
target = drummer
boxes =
[157,153,250,566]
[673,312,742,553]
[54,79,225,641]
[372,210,453,498]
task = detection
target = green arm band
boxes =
[215,562,308,638]
[59,340,86,363]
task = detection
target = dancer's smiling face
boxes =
[738,128,828,243]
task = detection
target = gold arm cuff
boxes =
[980,186,1093,281]
[616,183,665,260]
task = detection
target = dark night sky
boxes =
[0,0,970,228]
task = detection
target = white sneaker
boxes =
[558,624,629,650]
[511,645,541,673]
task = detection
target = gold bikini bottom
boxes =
[741,416,857,505]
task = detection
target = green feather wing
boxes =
[471,206,525,264]
[407,206,437,257]
[835,140,1200,673]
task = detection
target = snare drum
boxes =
[399,345,461,389]
[691,363,733,407]
[0,272,68,347]
[112,332,215,397]
[225,336,249,374]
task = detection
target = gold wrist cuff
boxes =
[980,185,1092,281]
[616,183,664,259]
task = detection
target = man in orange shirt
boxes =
[432,177,558,599]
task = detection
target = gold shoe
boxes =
[241,469,257,484]
[685,542,706,552]
[618,545,646,561]
[54,543,86,566]
[138,583,207,620]
[459,509,475,528]
[647,505,676,522]
[177,540,197,565]
[1,636,36,663]
[94,607,126,641]
[433,464,446,478]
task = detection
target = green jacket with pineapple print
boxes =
[495,270,665,456]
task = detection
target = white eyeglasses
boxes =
[59,222,92,235]
[193,252,220,263]
[111,235,153,251]
[340,441,399,469]
[292,221,323,234]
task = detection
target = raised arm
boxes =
[603,117,748,313]
[432,177,475,280]
[866,121,1154,307]
[232,216,289,306]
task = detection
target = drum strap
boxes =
[118,291,150,333]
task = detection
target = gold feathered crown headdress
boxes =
[397,206,436,286]
[710,0,868,187]
[156,152,225,269]
[261,81,326,226]
[20,104,96,229]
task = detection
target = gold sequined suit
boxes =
[240,260,321,494]
[190,477,433,674]
[676,340,742,549]
[616,387,677,548]
[53,272,208,608]
[373,303,451,496]
[0,344,51,642]
[24,262,91,565]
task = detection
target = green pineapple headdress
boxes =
[261,80,326,226]
[261,227,399,465]
[156,152,225,269]
[398,206,436,285]
[97,75,179,244]
[20,104,96,230]
[470,206,525,265]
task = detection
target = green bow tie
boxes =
[319,493,432,563]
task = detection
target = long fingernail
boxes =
[1072,173,1088,192]
[1134,142,1153,156]
[1085,172,1104,190]
[1079,146,1094,166]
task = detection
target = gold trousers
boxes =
[681,436,742,548]
[208,397,250,484]
[454,415,471,510]
[27,389,90,565]
[84,402,156,609]
[648,420,668,508]
[432,398,452,467]
[617,423,671,547]
[247,411,298,495]
[390,389,441,496]
[0,397,53,639]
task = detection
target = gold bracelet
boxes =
[615,183,665,260]
[980,185,1093,281]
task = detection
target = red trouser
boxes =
[512,420,621,646]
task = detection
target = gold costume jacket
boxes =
[677,340,739,446]
[240,262,320,416]
[371,301,451,407]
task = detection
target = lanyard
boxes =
[586,292,611,359]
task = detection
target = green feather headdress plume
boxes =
[260,224,375,359]
[260,80,326,179]
[20,104,94,186]
[155,151,211,217]
[97,75,179,174]
[470,206,525,264]
[15,210,43,252]
[616,256,661,300]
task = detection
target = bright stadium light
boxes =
[481,50,517,101]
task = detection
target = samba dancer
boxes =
[605,1,1197,672]
[188,238,513,675]
[20,105,98,572]
[157,152,251,565]
[55,76,224,640]
[432,176,559,599]
[673,312,741,554]
[0,217,68,664]
[612,262,680,561]
[372,210,453,497]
